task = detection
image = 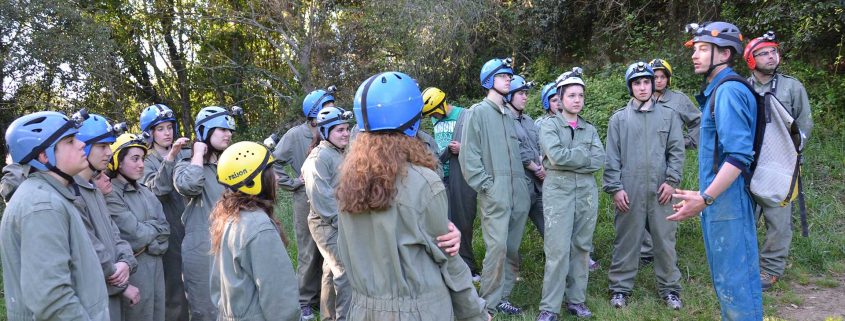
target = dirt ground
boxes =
[776,274,845,321]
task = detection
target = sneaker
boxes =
[472,273,481,283]
[664,292,682,310]
[589,258,600,272]
[640,256,654,265]
[300,305,315,320]
[495,300,523,315]
[761,272,779,291]
[609,292,627,308]
[566,303,593,318]
[536,310,559,321]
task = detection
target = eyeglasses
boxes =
[753,48,778,58]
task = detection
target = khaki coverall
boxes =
[337,164,487,321]
[107,177,170,321]
[459,97,531,313]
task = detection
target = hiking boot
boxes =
[536,310,559,321]
[300,305,315,320]
[496,300,524,315]
[761,272,779,291]
[566,303,593,318]
[664,292,682,310]
[610,292,627,308]
[589,258,600,272]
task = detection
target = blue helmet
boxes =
[140,104,178,141]
[316,106,353,139]
[302,86,336,119]
[685,21,744,54]
[540,82,558,111]
[479,58,514,89]
[353,71,423,137]
[5,110,88,171]
[194,106,240,141]
[625,62,655,97]
[504,75,534,103]
[77,114,127,156]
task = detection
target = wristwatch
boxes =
[701,192,715,206]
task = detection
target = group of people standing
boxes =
[0,20,811,321]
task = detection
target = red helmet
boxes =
[744,31,779,70]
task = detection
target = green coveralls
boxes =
[272,122,323,308]
[1,163,29,203]
[508,109,544,236]
[143,149,191,321]
[538,116,604,313]
[0,171,110,321]
[174,159,224,321]
[337,164,487,321]
[641,88,701,258]
[751,73,814,278]
[302,140,350,321]
[211,209,301,321]
[75,175,138,321]
[107,177,170,321]
[603,99,685,297]
[459,97,531,313]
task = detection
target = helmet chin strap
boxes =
[703,44,730,88]
[46,163,80,196]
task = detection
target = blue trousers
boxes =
[701,191,763,321]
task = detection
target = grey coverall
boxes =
[174,159,225,321]
[107,177,170,321]
[75,175,138,321]
[460,97,531,313]
[1,171,110,321]
[508,109,545,236]
[211,209,301,321]
[603,99,685,298]
[751,73,813,278]
[302,140,350,321]
[143,148,190,321]
[337,164,488,321]
[1,163,29,203]
[538,116,604,313]
[272,122,323,309]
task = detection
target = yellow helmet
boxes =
[217,141,275,195]
[649,59,673,87]
[109,133,148,172]
[421,87,447,117]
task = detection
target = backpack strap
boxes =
[708,75,763,176]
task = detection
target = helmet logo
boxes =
[226,117,236,129]
[227,168,248,181]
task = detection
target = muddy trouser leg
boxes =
[501,178,531,300]
[294,189,323,307]
[702,196,763,321]
[310,217,351,321]
[538,174,574,314]
[182,231,217,321]
[608,200,647,295]
[162,213,189,321]
[564,184,599,305]
[478,180,515,314]
[649,200,681,298]
[447,175,479,273]
[759,204,793,277]
[527,181,545,237]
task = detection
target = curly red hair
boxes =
[337,132,438,214]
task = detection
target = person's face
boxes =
[328,123,351,148]
[493,73,512,94]
[753,46,780,73]
[93,172,113,195]
[511,90,528,110]
[548,94,561,114]
[152,121,175,148]
[117,147,145,181]
[51,135,88,176]
[209,128,233,150]
[654,70,669,92]
[691,43,730,75]
[87,143,113,171]
[560,86,585,115]
[631,78,653,102]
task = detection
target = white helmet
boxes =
[555,67,585,91]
